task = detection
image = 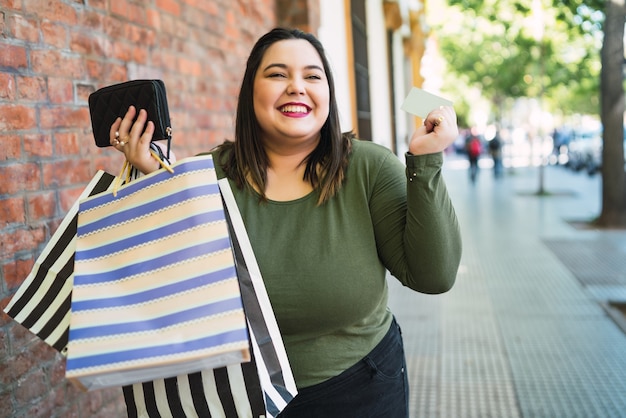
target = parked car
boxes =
[566,129,601,171]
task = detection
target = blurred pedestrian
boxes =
[489,130,503,178]
[466,130,482,183]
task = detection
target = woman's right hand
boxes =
[109,105,163,174]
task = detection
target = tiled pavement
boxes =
[388,156,626,418]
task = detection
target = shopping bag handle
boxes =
[113,151,174,196]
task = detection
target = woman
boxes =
[110,27,461,417]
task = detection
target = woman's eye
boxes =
[306,74,322,80]
[268,73,287,78]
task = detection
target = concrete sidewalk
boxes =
[388,157,626,418]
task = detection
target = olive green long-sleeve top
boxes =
[213,139,462,389]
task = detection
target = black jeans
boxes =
[278,318,409,418]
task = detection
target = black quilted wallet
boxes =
[88,79,172,151]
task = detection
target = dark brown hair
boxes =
[218,27,352,205]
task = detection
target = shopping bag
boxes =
[120,178,298,418]
[66,155,250,390]
[3,143,167,353]
[3,171,117,353]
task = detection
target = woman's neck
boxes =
[263,142,317,201]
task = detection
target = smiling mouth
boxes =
[280,105,310,114]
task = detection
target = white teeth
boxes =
[281,105,308,113]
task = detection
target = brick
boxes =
[91,153,122,174]
[0,196,26,226]
[0,72,16,100]
[22,392,57,418]
[8,14,39,43]
[49,357,66,387]
[24,133,53,158]
[27,191,56,222]
[0,302,13,323]
[3,0,22,11]
[3,257,34,291]
[0,392,13,416]
[81,9,106,30]
[131,45,148,64]
[93,399,127,418]
[0,104,37,131]
[40,20,68,49]
[127,2,150,25]
[5,320,37,349]
[128,25,156,46]
[111,40,133,62]
[156,0,181,16]
[0,227,46,258]
[46,217,64,239]
[0,43,28,69]
[1,347,40,385]
[178,56,202,76]
[52,384,73,412]
[70,31,111,58]
[15,368,49,400]
[54,131,80,156]
[101,14,124,39]
[16,76,47,102]
[41,159,92,188]
[31,49,86,79]
[48,77,74,104]
[82,389,104,414]
[100,387,125,405]
[85,59,127,80]
[0,163,41,194]
[39,106,90,130]
[23,0,77,25]
[76,83,95,104]
[88,0,107,11]
[0,134,22,160]
[69,30,93,55]
[0,323,9,358]
[146,8,161,29]
[58,185,86,214]
[111,0,134,20]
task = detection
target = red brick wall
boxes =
[0,1,318,416]
[276,0,320,34]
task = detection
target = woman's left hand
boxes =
[110,105,162,174]
[407,106,459,155]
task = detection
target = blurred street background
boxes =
[390,154,626,418]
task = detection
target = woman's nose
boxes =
[286,78,305,95]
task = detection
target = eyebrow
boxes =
[262,63,324,72]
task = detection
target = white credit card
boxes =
[401,87,453,118]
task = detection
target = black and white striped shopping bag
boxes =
[4,170,116,352]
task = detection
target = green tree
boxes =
[436,0,626,228]
[436,0,602,119]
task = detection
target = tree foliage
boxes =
[434,0,603,120]
[435,0,626,227]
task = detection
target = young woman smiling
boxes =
[111,27,462,418]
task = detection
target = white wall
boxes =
[318,0,353,133]
[365,0,393,148]
[392,29,411,156]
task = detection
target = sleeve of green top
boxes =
[370,151,462,294]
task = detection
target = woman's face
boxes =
[253,39,330,149]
